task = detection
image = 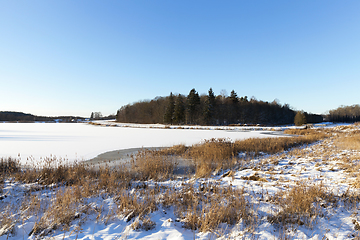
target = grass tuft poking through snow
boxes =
[268,181,337,227]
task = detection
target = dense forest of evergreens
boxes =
[327,104,360,122]
[116,88,323,126]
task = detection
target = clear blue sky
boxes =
[1,1,359,117]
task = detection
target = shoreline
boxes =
[84,130,290,168]
[84,147,195,176]
[84,147,164,167]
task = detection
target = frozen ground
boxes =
[1,123,359,239]
[0,122,287,165]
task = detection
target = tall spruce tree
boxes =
[173,94,185,124]
[229,90,239,123]
[164,92,175,124]
[230,90,239,104]
[187,88,200,124]
[203,88,216,124]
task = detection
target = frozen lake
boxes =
[0,123,281,164]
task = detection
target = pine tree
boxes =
[230,90,238,104]
[203,88,216,124]
[187,88,200,124]
[164,92,175,124]
[173,94,185,124]
[227,90,239,123]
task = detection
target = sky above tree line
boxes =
[1,1,359,117]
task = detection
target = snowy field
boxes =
[2,123,360,239]
[0,122,284,164]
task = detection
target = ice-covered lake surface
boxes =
[0,122,283,164]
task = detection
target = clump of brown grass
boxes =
[187,138,236,177]
[14,158,96,186]
[159,144,188,155]
[115,188,158,225]
[131,216,156,231]
[30,186,87,236]
[188,138,234,162]
[241,173,268,182]
[283,128,321,136]
[158,139,237,178]
[0,157,20,177]
[131,150,177,181]
[94,166,132,194]
[12,157,133,194]
[21,194,43,218]
[268,181,336,227]
[334,133,360,151]
[340,189,360,211]
[0,210,15,237]
[234,133,327,156]
[160,183,253,233]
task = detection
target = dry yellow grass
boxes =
[159,144,188,155]
[29,186,89,236]
[131,149,177,181]
[234,132,327,155]
[268,181,336,227]
[116,188,158,223]
[241,173,268,182]
[334,133,360,151]
[157,130,328,177]
[188,138,237,177]
[0,210,15,237]
[160,183,252,233]
[0,157,20,177]
[284,128,321,135]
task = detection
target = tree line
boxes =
[0,111,51,122]
[116,88,323,126]
[0,111,85,122]
[327,104,360,122]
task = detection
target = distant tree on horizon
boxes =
[90,112,103,120]
[294,111,307,126]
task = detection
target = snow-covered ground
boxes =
[0,122,285,164]
[1,123,360,239]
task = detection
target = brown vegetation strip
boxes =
[158,129,328,177]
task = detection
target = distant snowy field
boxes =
[0,122,285,164]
